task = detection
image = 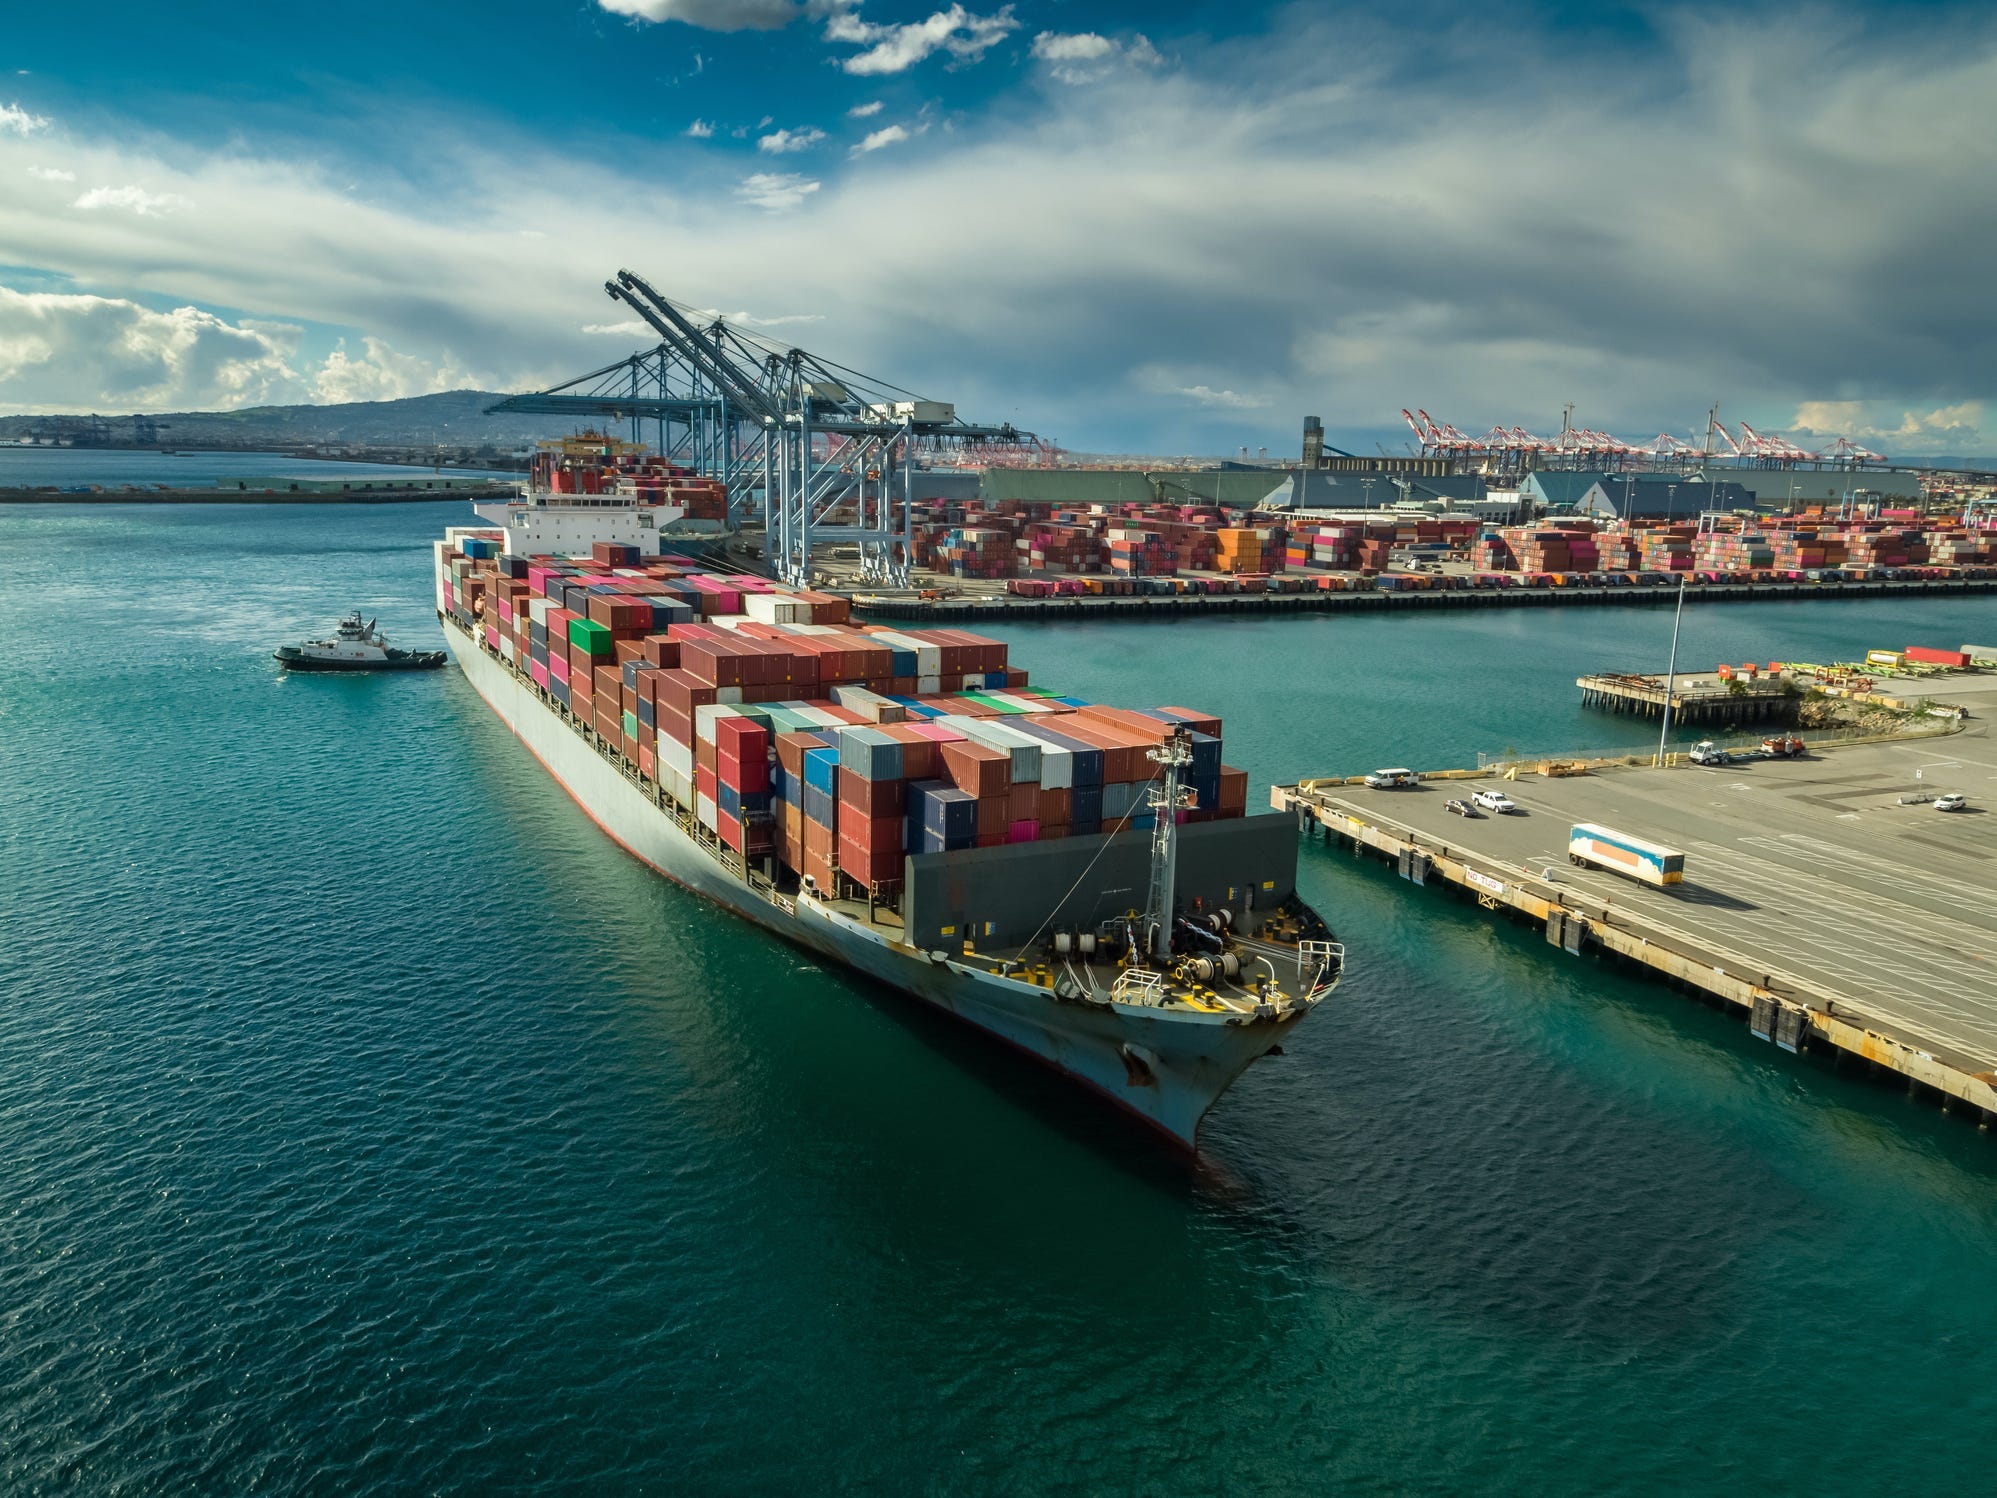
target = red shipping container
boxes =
[839,768,906,819]
[941,740,1009,797]
[1007,820,1039,843]
[653,669,716,716]
[838,825,904,885]
[1007,783,1041,823]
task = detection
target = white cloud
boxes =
[852,123,910,154]
[685,118,715,139]
[848,100,884,117]
[1030,32,1113,64]
[0,286,302,410]
[823,3,1019,76]
[1173,383,1271,411]
[583,320,653,336]
[684,306,827,328]
[735,171,820,209]
[313,335,467,403]
[0,6,1994,453]
[758,126,827,154]
[595,0,798,30]
[0,102,49,136]
[1030,30,1160,85]
[1791,400,1986,446]
[74,184,191,216]
[26,165,74,181]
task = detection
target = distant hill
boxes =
[0,391,583,450]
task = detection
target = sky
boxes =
[1,0,1993,457]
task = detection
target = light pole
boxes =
[1657,569,1689,767]
[1361,476,1375,514]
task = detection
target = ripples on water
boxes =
[2,504,1995,1492]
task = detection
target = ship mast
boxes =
[1143,728,1195,963]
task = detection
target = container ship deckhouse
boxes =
[433,489,1343,1147]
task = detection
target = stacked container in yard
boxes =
[934,527,1016,579]
[1215,527,1274,574]
[1636,524,1697,571]
[1105,526,1176,576]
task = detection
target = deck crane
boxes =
[492,271,1037,586]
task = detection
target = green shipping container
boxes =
[568,616,613,655]
[959,691,1027,715]
[622,709,640,741]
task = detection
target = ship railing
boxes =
[1110,969,1166,1008]
[1298,939,1344,998]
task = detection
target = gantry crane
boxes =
[490,271,1039,585]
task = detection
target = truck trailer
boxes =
[1568,823,1686,887]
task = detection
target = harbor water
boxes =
[4,502,1995,1493]
[0,448,509,489]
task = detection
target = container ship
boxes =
[434,468,1342,1146]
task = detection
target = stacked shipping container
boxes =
[444,537,1253,906]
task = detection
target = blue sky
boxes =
[1,1,1992,456]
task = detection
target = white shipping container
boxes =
[829,686,906,723]
[660,735,694,779]
[661,765,693,806]
[915,675,942,696]
[745,593,810,625]
[528,597,550,625]
[696,794,717,830]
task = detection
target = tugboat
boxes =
[275,612,446,672]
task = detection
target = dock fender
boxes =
[1119,1043,1160,1088]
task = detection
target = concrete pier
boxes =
[1275,726,1997,1128]
[849,575,1997,622]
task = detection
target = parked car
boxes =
[1934,793,1967,812]
[1364,768,1419,789]
[1688,741,1731,766]
[1471,789,1517,813]
[1444,797,1480,817]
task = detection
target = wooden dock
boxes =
[1274,743,1997,1130]
[1576,670,1798,725]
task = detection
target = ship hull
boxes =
[440,618,1301,1147]
[275,651,446,672]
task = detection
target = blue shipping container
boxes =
[803,746,841,796]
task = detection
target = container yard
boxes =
[826,504,1997,619]
[1274,721,1997,1128]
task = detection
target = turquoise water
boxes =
[4,502,1995,1493]
[0,448,507,487]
